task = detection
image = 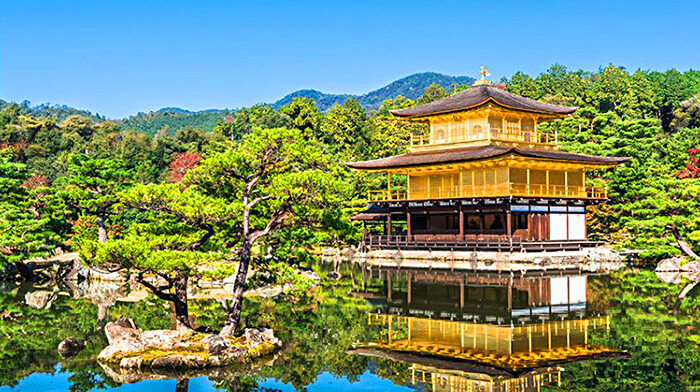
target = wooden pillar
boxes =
[518,117,522,139]
[567,276,571,310]
[387,171,391,200]
[362,264,367,291]
[459,203,465,239]
[406,211,412,237]
[387,271,392,302]
[387,214,392,240]
[479,205,485,236]
[526,168,531,196]
[506,206,512,239]
[486,113,491,140]
[507,276,513,312]
[407,273,412,305]
[407,172,411,199]
[460,278,465,310]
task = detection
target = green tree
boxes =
[188,127,346,335]
[81,183,233,329]
[415,83,448,105]
[672,92,700,129]
[0,153,64,272]
[59,154,133,243]
[278,97,322,134]
[319,98,368,157]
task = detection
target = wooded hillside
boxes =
[0,64,699,264]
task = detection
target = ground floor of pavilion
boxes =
[352,197,602,252]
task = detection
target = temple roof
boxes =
[390,85,578,119]
[346,145,630,170]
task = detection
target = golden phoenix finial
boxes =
[474,66,492,86]
[480,66,490,78]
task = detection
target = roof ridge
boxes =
[390,84,578,118]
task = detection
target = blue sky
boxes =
[1,0,699,118]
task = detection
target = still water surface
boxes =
[1,263,699,391]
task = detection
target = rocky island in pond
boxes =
[98,318,282,370]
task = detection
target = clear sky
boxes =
[1,0,699,118]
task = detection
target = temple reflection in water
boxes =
[352,267,625,392]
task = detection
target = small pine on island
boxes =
[347,72,629,254]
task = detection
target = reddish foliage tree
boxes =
[677,147,700,179]
[21,174,50,190]
[168,152,201,183]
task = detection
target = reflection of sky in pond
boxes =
[0,367,413,392]
[259,371,415,392]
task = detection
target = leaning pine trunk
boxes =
[96,215,108,243]
[175,378,189,392]
[173,273,191,331]
[220,241,252,336]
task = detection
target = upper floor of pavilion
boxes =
[345,71,629,203]
[391,81,577,152]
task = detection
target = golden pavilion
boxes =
[348,71,628,252]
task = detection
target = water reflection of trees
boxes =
[556,271,700,391]
[3,269,700,391]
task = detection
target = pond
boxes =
[1,262,700,392]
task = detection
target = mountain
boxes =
[273,72,475,111]
[0,99,104,122]
[119,107,234,136]
[1,72,475,135]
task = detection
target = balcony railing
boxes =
[366,235,605,252]
[410,128,557,148]
[368,183,606,202]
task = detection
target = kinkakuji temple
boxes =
[348,70,629,252]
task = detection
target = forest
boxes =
[1,64,700,282]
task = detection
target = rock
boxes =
[98,320,281,370]
[656,271,682,284]
[24,290,57,309]
[57,338,84,358]
[151,354,207,369]
[244,327,282,347]
[682,271,700,282]
[208,356,221,367]
[105,318,139,345]
[140,329,180,349]
[296,267,321,283]
[222,275,237,284]
[326,271,342,280]
[682,260,700,273]
[656,257,684,272]
[98,337,144,363]
[260,328,282,347]
[202,334,228,355]
[79,265,125,281]
[256,285,283,298]
[119,356,143,369]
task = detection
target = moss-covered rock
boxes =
[98,319,281,370]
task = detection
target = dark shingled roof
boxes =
[346,145,630,170]
[390,84,578,118]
